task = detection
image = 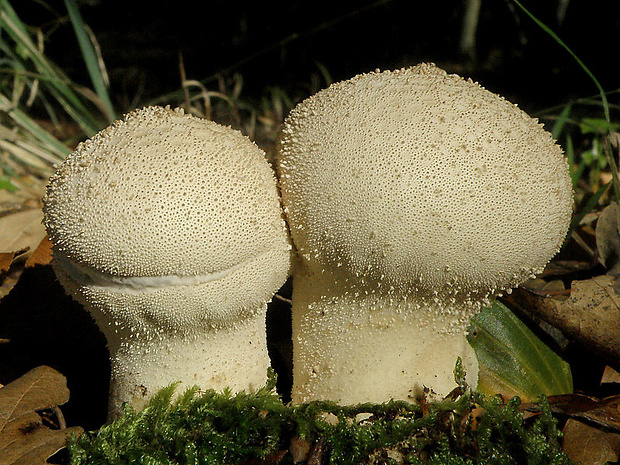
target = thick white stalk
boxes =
[102,310,269,419]
[291,270,478,405]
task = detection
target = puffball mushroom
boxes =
[276,63,573,404]
[43,106,291,418]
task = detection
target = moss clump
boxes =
[68,372,573,465]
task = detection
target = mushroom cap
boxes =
[277,63,573,307]
[44,106,291,333]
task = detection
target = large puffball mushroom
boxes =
[276,63,573,405]
[43,106,291,418]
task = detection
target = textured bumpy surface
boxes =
[44,106,291,333]
[43,106,291,416]
[277,63,573,404]
[278,63,573,306]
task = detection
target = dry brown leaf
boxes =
[0,366,82,465]
[0,186,42,210]
[511,275,620,369]
[0,253,16,274]
[578,396,620,431]
[25,236,53,268]
[527,392,620,430]
[596,202,620,274]
[0,209,46,256]
[602,366,620,385]
[542,394,620,431]
[289,436,312,463]
[0,249,29,275]
[563,418,620,465]
[0,365,69,420]
[521,277,569,299]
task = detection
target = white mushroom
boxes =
[43,106,291,418]
[276,63,573,405]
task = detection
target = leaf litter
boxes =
[0,365,82,465]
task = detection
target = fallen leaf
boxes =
[525,393,620,432]
[521,278,569,299]
[25,236,53,268]
[0,209,46,256]
[602,366,620,385]
[573,395,620,431]
[596,202,620,274]
[563,418,620,464]
[0,253,16,274]
[0,365,69,420]
[1,248,30,300]
[0,366,82,465]
[0,249,29,274]
[511,275,620,371]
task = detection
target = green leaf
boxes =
[467,301,572,400]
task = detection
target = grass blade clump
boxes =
[0,0,114,182]
[0,0,108,135]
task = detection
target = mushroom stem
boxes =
[291,269,478,404]
[104,311,269,418]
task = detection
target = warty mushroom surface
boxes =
[276,63,573,404]
[43,106,291,418]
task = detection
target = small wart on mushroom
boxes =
[43,106,291,419]
[276,63,573,405]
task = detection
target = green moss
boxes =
[68,372,574,465]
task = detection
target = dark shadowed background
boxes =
[13,0,620,115]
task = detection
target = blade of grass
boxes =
[0,41,73,129]
[511,0,609,122]
[0,139,51,170]
[63,0,115,122]
[0,93,70,160]
[550,102,571,141]
[564,134,582,189]
[511,0,618,202]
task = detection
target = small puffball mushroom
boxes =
[276,63,573,405]
[43,106,291,418]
